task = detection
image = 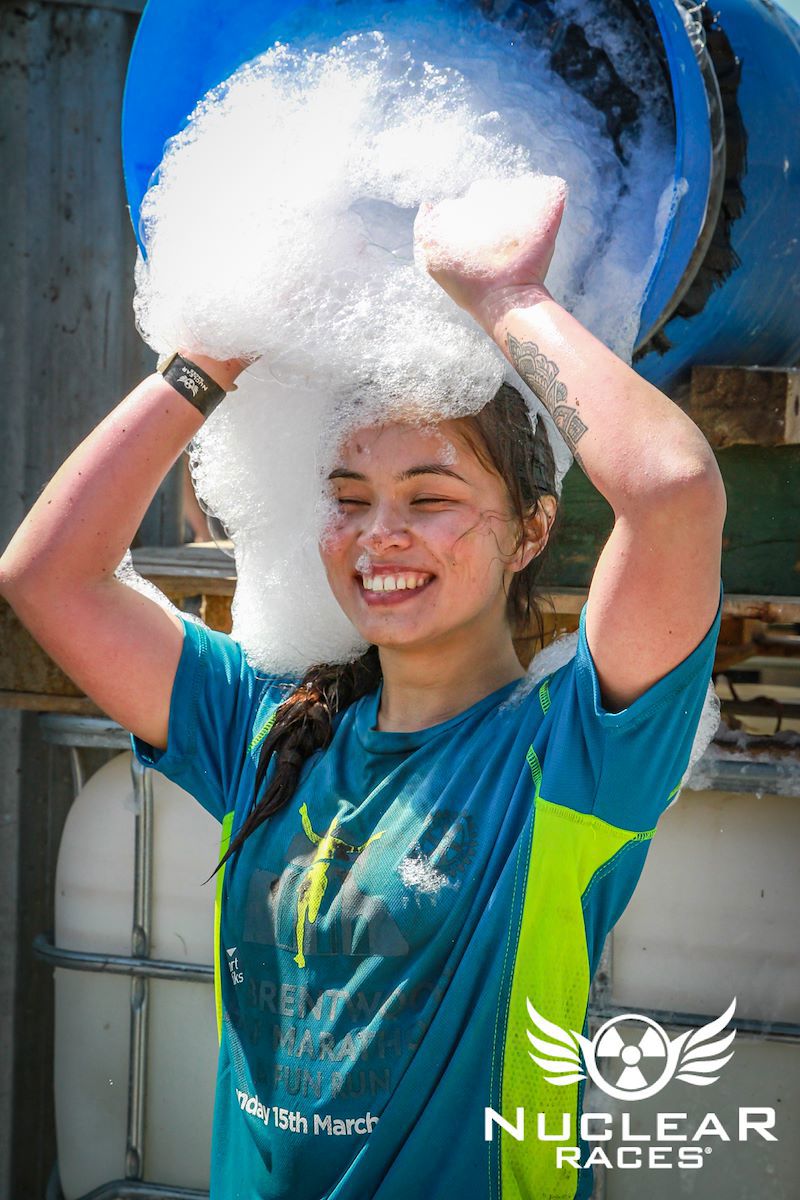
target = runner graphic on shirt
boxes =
[293,802,385,968]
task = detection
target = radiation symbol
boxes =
[526,996,737,1102]
[593,1014,673,1095]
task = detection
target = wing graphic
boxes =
[526,998,586,1086]
[675,997,737,1086]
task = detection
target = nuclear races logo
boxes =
[526,997,737,1101]
[484,997,779,1172]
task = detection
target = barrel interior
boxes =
[480,0,674,165]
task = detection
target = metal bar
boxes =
[67,1181,208,1200]
[68,746,85,796]
[32,934,212,983]
[588,1002,800,1043]
[754,631,800,650]
[37,717,800,794]
[720,698,800,720]
[38,714,131,751]
[734,656,800,676]
[126,760,153,1181]
[687,753,800,795]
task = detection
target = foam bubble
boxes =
[133,0,674,673]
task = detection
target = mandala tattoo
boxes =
[507,331,588,473]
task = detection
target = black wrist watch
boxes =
[156,351,229,417]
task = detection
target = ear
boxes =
[514,495,557,572]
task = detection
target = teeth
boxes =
[361,573,430,592]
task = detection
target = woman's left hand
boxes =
[413,173,567,327]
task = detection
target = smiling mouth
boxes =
[359,571,433,592]
[356,571,435,601]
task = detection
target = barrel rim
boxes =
[634,0,722,348]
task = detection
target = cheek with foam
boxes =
[316,493,348,555]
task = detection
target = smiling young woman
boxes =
[0,177,725,1200]
[320,418,554,717]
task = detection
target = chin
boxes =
[354,622,425,648]
[361,618,454,652]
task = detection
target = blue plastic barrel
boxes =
[635,0,800,391]
[122,0,800,393]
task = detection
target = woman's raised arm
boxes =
[0,353,246,749]
[415,176,727,712]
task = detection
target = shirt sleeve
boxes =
[542,579,723,832]
[129,613,278,823]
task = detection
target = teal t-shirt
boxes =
[131,581,723,1200]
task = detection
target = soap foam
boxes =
[132,0,675,675]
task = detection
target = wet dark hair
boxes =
[212,382,559,875]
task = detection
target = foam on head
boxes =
[132,0,674,675]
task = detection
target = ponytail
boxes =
[209,644,381,877]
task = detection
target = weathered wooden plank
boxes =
[140,573,235,598]
[689,365,800,448]
[202,592,233,634]
[541,447,800,596]
[5,580,800,712]
[0,5,177,1195]
[131,543,235,574]
[716,445,800,596]
[538,465,615,590]
[131,543,237,596]
[720,595,800,622]
[0,601,85,697]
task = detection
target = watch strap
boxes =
[157,352,227,417]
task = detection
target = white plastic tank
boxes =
[51,690,799,1196]
[54,751,220,1197]
[611,678,800,1021]
[611,785,800,1023]
[600,677,800,1196]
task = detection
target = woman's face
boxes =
[319,419,532,651]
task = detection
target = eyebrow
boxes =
[327,464,469,484]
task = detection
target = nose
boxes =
[356,501,412,554]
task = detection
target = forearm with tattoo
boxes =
[507,332,588,474]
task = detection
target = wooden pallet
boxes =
[1,542,799,714]
[540,365,800,597]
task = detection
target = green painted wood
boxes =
[716,446,800,596]
[538,465,614,591]
[539,448,800,597]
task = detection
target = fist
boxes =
[178,351,257,392]
[413,173,567,321]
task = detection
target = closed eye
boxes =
[334,495,457,508]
